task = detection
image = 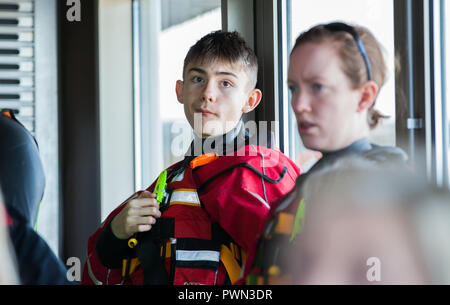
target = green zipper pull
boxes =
[290,198,305,243]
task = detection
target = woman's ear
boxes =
[357,81,379,112]
[242,89,262,113]
[175,80,184,104]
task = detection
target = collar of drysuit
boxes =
[184,120,249,157]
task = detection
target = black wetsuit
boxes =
[245,138,409,284]
[296,138,408,192]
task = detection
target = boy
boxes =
[82,31,299,285]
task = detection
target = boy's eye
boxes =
[221,80,233,88]
[192,76,204,83]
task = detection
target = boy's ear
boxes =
[175,80,184,104]
[357,81,378,112]
[242,88,262,113]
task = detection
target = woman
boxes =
[243,22,408,284]
[288,22,407,174]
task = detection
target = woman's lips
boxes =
[298,121,316,133]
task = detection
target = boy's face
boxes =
[176,59,261,138]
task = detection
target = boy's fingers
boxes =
[134,216,157,225]
[137,207,161,218]
[137,224,152,232]
[129,198,159,208]
[127,215,155,225]
[137,191,156,199]
[126,216,155,233]
[128,205,161,217]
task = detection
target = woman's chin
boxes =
[299,134,323,152]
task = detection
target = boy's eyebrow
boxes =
[188,67,238,78]
[187,67,207,75]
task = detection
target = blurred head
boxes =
[0,113,45,227]
[288,22,387,152]
[176,31,262,138]
[0,188,19,285]
[288,158,450,285]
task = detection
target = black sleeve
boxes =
[11,224,74,285]
[95,217,132,269]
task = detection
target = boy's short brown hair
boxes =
[183,30,258,89]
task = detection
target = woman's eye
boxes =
[312,83,323,92]
[288,85,298,95]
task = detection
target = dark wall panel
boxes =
[58,0,101,266]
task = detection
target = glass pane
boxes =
[446,0,450,186]
[287,0,395,171]
[159,2,221,168]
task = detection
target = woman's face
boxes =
[288,42,367,152]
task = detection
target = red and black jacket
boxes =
[82,143,300,285]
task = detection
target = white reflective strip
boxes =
[171,169,185,182]
[170,190,200,205]
[247,190,271,210]
[87,256,103,285]
[176,250,220,262]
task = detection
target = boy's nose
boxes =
[202,81,216,103]
[202,94,215,103]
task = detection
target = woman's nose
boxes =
[291,92,311,114]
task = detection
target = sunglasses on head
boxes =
[323,22,373,81]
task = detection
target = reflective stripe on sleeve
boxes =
[247,190,271,210]
[175,250,220,263]
[87,256,103,285]
[169,189,201,207]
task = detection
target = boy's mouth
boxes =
[196,108,215,116]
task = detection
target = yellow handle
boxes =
[128,237,138,249]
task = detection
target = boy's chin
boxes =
[194,125,235,138]
[195,130,223,139]
[191,115,241,138]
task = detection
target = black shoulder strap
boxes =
[135,220,172,284]
[197,162,288,192]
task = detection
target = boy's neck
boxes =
[187,121,247,157]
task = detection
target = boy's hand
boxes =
[110,191,161,240]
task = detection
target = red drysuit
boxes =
[82,144,299,285]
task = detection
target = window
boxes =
[424,0,449,188]
[446,0,450,186]
[284,0,396,171]
[135,0,221,190]
[159,4,222,168]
